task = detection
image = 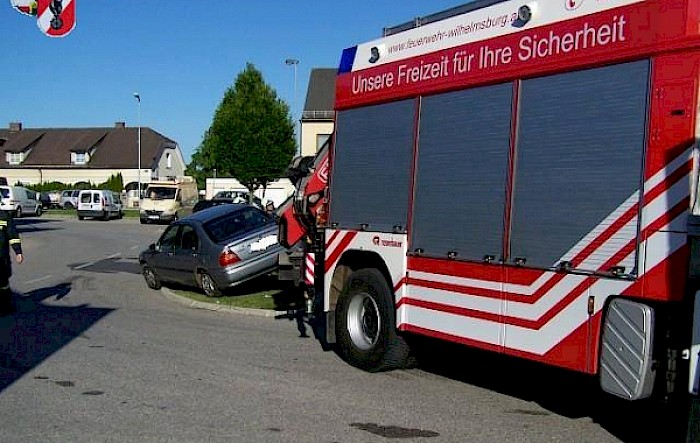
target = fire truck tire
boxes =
[335,268,411,372]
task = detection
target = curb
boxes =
[160,287,279,318]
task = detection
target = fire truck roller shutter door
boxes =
[509,60,649,272]
[411,82,513,260]
[329,100,415,233]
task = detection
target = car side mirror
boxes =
[149,243,157,252]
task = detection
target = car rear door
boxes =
[0,186,11,210]
[170,224,201,286]
[23,189,36,214]
[78,191,94,212]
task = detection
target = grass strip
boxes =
[170,276,305,311]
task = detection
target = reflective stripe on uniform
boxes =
[9,239,21,245]
[0,220,7,226]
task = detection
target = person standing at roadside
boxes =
[0,210,23,315]
[265,201,276,218]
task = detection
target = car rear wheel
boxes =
[142,265,161,290]
[199,272,220,297]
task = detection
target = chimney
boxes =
[9,122,22,132]
[115,121,126,129]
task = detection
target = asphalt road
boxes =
[0,216,685,442]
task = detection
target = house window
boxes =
[6,152,23,165]
[74,152,86,165]
[166,153,172,169]
[316,134,331,151]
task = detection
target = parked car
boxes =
[39,191,60,209]
[0,185,42,217]
[192,198,237,213]
[77,189,122,220]
[39,191,52,210]
[112,192,124,218]
[213,190,262,208]
[139,204,284,296]
[60,189,80,209]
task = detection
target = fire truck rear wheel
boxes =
[335,268,411,372]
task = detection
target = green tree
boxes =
[195,63,296,199]
[185,131,216,190]
[97,173,124,192]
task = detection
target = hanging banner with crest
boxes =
[10,0,37,16]
[37,0,75,37]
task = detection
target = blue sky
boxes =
[1,1,460,163]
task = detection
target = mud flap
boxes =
[325,309,336,344]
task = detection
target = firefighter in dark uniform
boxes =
[0,210,23,315]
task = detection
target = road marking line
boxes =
[24,275,51,284]
[74,253,121,270]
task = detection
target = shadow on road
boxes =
[0,281,113,392]
[404,337,689,443]
[14,218,64,234]
[68,257,141,275]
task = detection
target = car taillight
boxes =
[219,249,241,267]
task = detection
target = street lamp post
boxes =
[285,58,300,156]
[133,92,141,203]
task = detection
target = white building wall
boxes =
[0,168,152,187]
[154,147,186,179]
[300,121,333,157]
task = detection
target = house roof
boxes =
[302,68,336,121]
[0,124,178,169]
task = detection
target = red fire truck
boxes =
[280,0,700,420]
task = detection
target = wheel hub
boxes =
[347,292,381,350]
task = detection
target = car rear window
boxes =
[80,193,93,203]
[203,208,271,243]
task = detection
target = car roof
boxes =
[183,203,251,223]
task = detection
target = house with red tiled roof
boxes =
[0,122,186,189]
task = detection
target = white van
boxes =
[139,178,198,224]
[77,190,122,220]
[0,186,42,218]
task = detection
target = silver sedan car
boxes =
[139,204,284,296]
